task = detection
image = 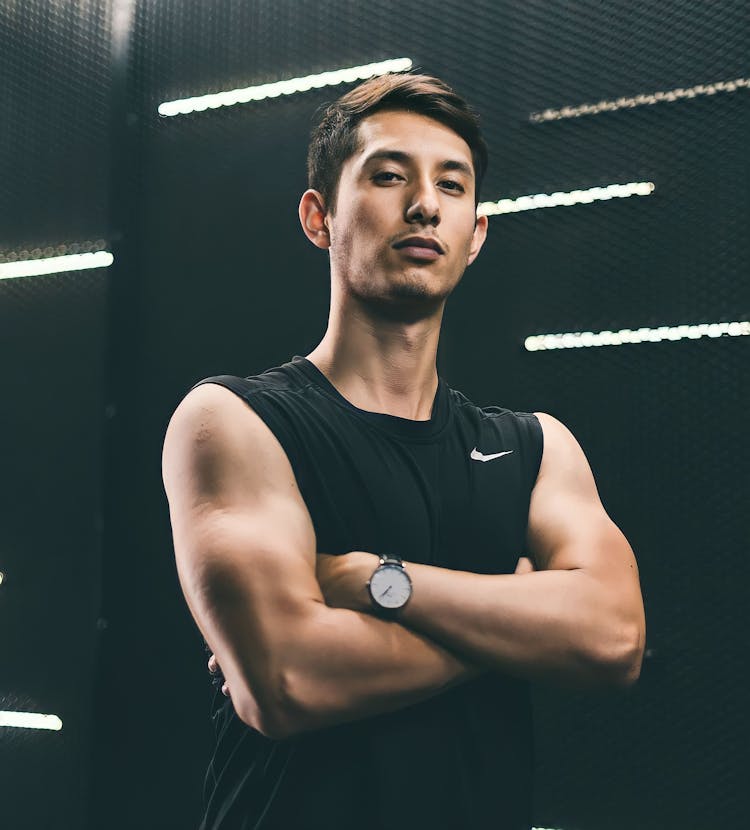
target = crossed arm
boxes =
[163,384,645,740]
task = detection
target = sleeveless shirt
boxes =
[191,355,544,830]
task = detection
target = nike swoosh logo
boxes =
[470,447,514,462]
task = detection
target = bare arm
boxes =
[316,413,646,689]
[162,383,482,740]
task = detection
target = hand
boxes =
[315,551,379,613]
[208,652,231,698]
[207,655,271,733]
[514,555,536,575]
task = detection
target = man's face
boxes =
[318,109,488,315]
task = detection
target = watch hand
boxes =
[379,585,392,599]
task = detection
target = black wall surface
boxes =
[1,2,747,829]
[0,2,111,829]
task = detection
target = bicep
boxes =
[162,384,322,725]
[525,412,640,585]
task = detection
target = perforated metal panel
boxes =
[441,3,749,827]
[0,2,111,828]
[87,2,750,829]
[0,1,736,829]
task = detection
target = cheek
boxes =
[335,205,381,254]
[352,201,381,233]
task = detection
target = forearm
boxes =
[266,602,483,738]
[397,562,643,689]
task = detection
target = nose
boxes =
[405,178,441,227]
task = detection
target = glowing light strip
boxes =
[0,251,113,280]
[529,77,750,123]
[525,321,750,351]
[0,711,63,731]
[158,57,413,117]
[478,182,654,216]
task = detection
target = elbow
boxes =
[260,698,308,742]
[229,609,328,740]
[254,711,299,742]
[233,668,308,741]
[621,627,646,687]
[232,698,292,741]
[605,650,643,689]
[598,623,646,689]
[264,663,323,739]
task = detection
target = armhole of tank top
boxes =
[513,411,544,497]
[512,412,544,559]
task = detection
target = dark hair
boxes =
[307,72,488,216]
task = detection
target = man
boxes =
[162,72,646,830]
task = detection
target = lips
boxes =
[393,236,444,254]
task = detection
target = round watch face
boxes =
[370,564,412,609]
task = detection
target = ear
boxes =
[466,212,488,266]
[298,189,331,250]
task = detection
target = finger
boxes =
[514,556,535,575]
[221,682,231,698]
[208,654,218,674]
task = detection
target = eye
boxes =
[373,171,403,183]
[440,180,465,192]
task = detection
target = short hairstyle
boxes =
[307,72,489,216]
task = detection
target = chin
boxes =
[362,284,450,322]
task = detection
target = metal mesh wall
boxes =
[0,3,112,829]
[440,2,749,825]
[23,1,740,828]
[441,5,749,824]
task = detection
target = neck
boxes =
[306,290,445,422]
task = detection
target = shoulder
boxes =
[531,411,598,497]
[162,381,291,503]
[533,411,585,450]
[167,363,307,443]
[165,381,262,452]
[533,411,580,451]
[447,385,535,428]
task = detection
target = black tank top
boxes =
[192,356,543,830]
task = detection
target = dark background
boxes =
[1,1,747,828]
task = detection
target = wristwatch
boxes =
[367,554,412,617]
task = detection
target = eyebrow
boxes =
[361,149,474,179]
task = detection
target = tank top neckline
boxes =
[288,355,451,441]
